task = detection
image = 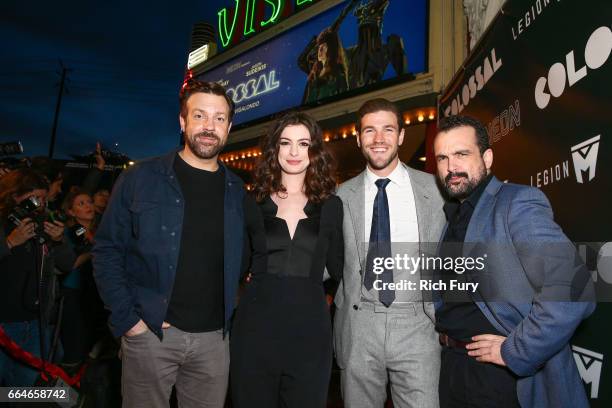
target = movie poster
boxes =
[200,0,427,126]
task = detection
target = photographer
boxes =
[0,169,75,386]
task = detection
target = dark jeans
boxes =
[0,321,46,386]
[439,346,520,408]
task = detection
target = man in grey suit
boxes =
[335,98,445,407]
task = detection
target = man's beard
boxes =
[441,166,487,200]
[362,143,399,171]
[185,130,225,160]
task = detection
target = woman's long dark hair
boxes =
[253,111,336,203]
[309,29,348,84]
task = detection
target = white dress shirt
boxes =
[364,162,419,244]
[362,161,421,303]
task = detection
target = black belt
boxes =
[439,333,472,349]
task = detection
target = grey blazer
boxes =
[333,163,446,367]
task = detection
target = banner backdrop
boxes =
[439,0,612,405]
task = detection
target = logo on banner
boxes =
[572,345,603,399]
[535,26,612,109]
[571,135,600,183]
[442,48,502,117]
[511,0,562,41]
[226,69,280,104]
[530,135,601,187]
[487,99,520,144]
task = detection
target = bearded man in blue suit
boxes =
[431,115,595,408]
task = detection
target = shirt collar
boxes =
[365,161,409,188]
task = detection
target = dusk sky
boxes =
[2,1,426,161]
[1,0,227,160]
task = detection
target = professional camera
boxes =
[7,196,64,244]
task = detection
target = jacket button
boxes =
[353,305,358,310]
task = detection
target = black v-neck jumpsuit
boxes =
[230,194,344,408]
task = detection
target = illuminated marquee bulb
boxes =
[417,114,424,122]
[428,112,435,120]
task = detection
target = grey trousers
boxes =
[340,303,441,408]
[121,326,229,408]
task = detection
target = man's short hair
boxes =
[356,98,403,133]
[438,115,490,154]
[179,79,235,122]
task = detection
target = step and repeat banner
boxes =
[439,0,612,405]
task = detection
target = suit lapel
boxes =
[461,176,511,335]
[463,176,503,250]
[346,172,367,271]
[406,166,433,244]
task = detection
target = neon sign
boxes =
[226,69,280,103]
[218,0,318,48]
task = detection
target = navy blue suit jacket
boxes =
[435,176,594,407]
[93,149,245,339]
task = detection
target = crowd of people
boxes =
[0,78,596,408]
[0,144,116,403]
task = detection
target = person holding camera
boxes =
[59,188,106,372]
[0,169,75,386]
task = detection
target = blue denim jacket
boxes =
[92,149,245,339]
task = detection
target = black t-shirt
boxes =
[165,154,225,332]
[436,175,503,342]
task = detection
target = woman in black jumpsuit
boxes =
[231,111,343,408]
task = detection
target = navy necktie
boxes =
[364,178,395,307]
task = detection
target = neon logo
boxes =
[227,70,280,104]
[218,0,317,48]
[218,0,240,48]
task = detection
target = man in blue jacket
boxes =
[93,80,245,408]
[432,115,594,407]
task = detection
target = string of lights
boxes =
[220,108,437,172]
